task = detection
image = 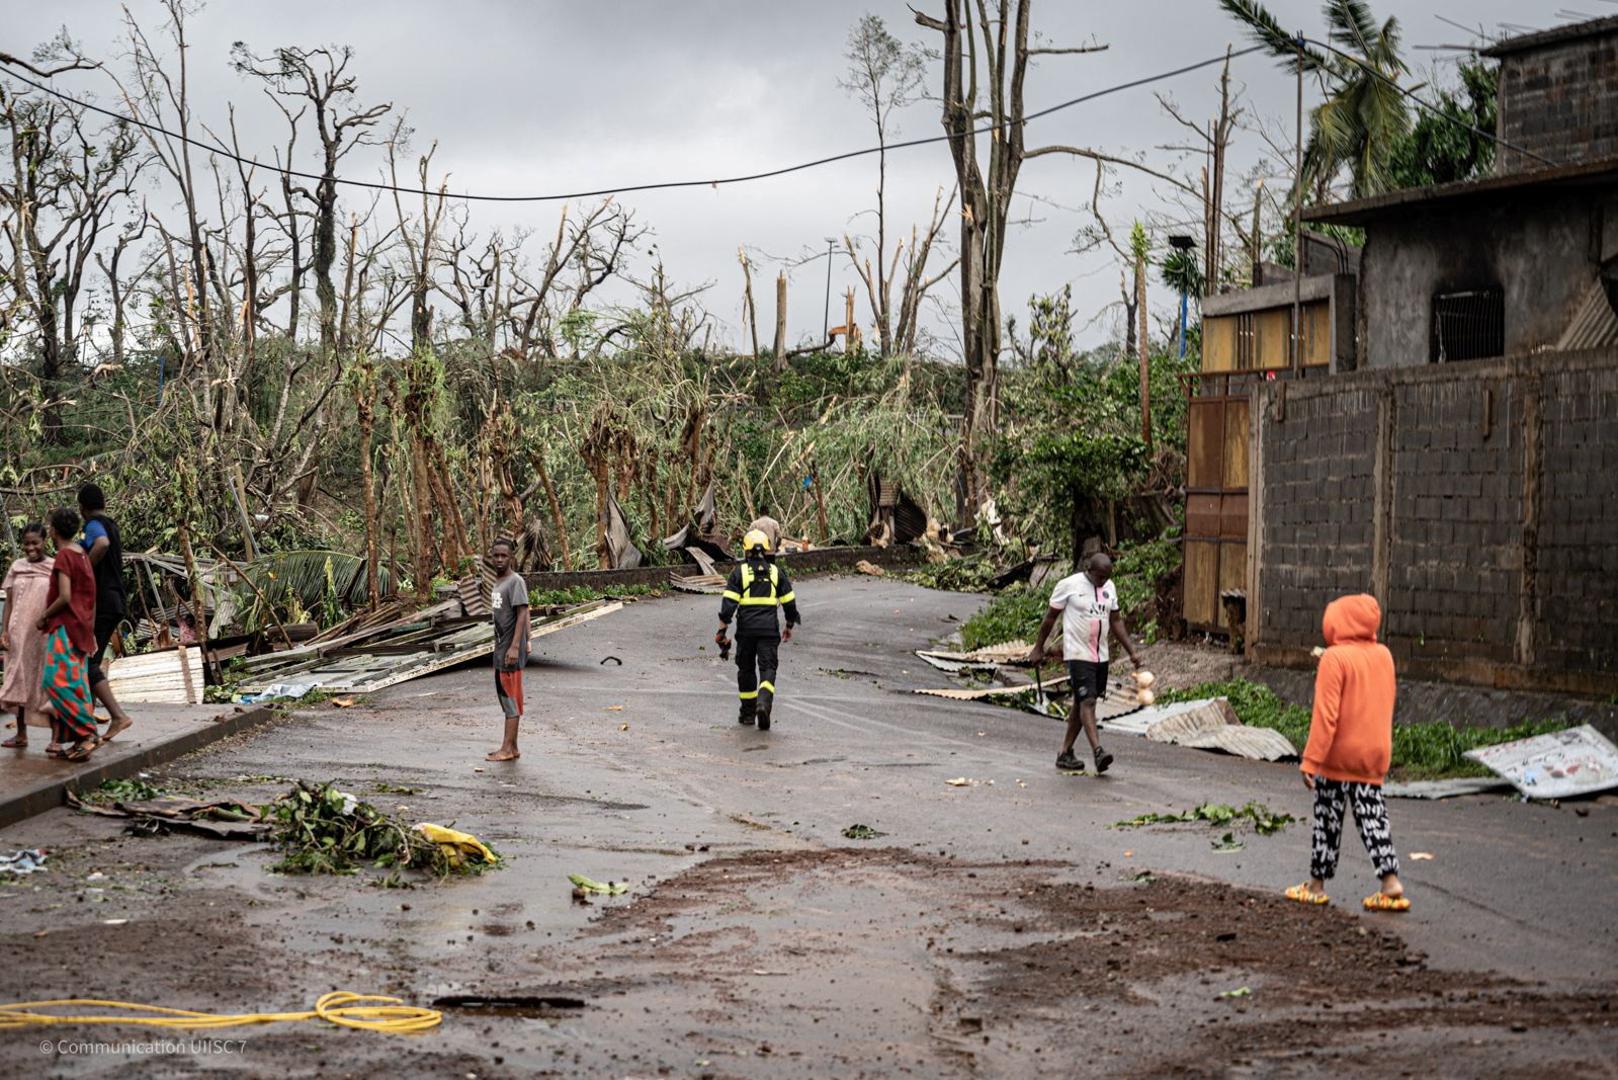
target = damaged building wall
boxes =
[1353,193,1599,369]
[1247,348,1618,696]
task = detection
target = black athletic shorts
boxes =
[1067,660,1109,702]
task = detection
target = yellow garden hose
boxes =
[0,991,441,1034]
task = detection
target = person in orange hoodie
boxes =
[1284,594,1410,912]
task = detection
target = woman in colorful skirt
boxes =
[36,507,100,762]
[2,523,54,750]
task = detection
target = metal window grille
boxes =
[1430,288,1504,363]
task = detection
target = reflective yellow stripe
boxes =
[776,591,794,604]
[721,590,742,601]
[738,562,781,605]
[759,681,775,693]
[738,690,758,700]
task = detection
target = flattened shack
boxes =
[1185,15,1618,696]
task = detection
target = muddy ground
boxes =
[1,576,1613,1077]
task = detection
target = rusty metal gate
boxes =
[1181,371,1266,633]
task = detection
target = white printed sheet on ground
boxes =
[1463,724,1618,800]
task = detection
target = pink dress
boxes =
[1,557,53,724]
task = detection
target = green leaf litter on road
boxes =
[841,824,888,840]
[1114,801,1295,835]
[569,873,628,895]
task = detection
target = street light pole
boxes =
[822,238,835,345]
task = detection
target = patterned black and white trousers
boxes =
[1310,778,1400,881]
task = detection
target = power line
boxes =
[1301,35,1559,169]
[0,45,1263,204]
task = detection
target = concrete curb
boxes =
[0,705,279,830]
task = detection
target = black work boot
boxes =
[756,690,774,731]
[738,701,756,726]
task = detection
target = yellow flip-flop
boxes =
[1284,883,1329,905]
[1362,892,1411,912]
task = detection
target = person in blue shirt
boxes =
[78,484,134,741]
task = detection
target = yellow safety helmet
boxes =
[742,528,772,553]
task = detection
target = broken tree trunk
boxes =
[773,272,788,367]
[1136,246,1151,451]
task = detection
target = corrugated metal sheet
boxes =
[1556,280,1618,351]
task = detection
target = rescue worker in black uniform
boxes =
[715,529,801,731]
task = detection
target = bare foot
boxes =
[2,735,27,748]
[485,749,520,762]
[1380,873,1405,900]
[103,716,133,741]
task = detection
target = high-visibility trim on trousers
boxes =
[759,680,775,693]
[738,689,759,700]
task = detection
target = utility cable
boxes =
[0,45,1263,204]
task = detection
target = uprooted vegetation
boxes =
[265,781,501,879]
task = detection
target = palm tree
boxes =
[1219,0,1411,200]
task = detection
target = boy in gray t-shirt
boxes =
[487,539,530,762]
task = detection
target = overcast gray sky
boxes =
[2,0,1570,354]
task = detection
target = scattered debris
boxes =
[841,824,887,840]
[599,655,623,666]
[0,850,47,876]
[414,824,501,871]
[913,677,1069,703]
[237,679,320,703]
[1219,986,1253,999]
[265,781,500,878]
[1211,832,1244,852]
[372,782,422,796]
[855,560,887,577]
[1385,777,1514,800]
[104,645,204,705]
[68,789,266,842]
[236,599,621,698]
[568,873,627,896]
[1463,725,1618,800]
[945,777,991,787]
[330,695,359,708]
[1115,802,1295,835]
[1101,698,1298,762]
[86,778,166,803]
[1410,852,1436,861]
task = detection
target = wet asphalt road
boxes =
[0,574,1613,1077]
[480,575,1617,984]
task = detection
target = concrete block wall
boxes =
[1536,365,1618,673]
[1496,30,1618,172]
[1385,378,1524,663]
[1255,385,1378,644]
[1251,350,1618,695]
